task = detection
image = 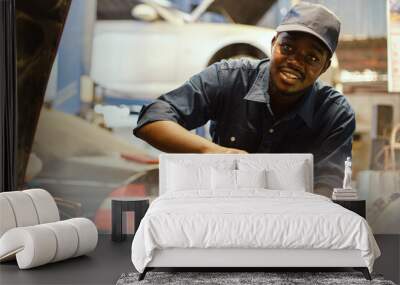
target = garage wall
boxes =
[259,0,387,38]
[347,94,400,134]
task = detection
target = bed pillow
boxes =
[266,164,307,191]
[166,158,236,171]
[236,169,267,189]
[211,168,237,190]
[165,158,236,192]
[238,159,309,191]
[211,169,268,191]
[167,162,212,191]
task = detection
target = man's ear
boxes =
[271,35,277,54]
[271,35,277,46]
[321,58,331,74]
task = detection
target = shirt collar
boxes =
[243,59,270,103]
[243,60,316,128]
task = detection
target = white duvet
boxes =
[131,190,380,273]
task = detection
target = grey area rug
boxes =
[116,272,396,285]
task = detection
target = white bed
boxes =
[131,154,380,280]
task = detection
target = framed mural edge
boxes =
[0,0,18,192]
[387,0,400,93]
[15,0,71,187]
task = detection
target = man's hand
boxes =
[201,145,248,154]
[136,121,248,154]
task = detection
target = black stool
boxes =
[111,198,149,242]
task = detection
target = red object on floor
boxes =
[95,209,111,232]
[110,184,146,197]
[120,153,158,164]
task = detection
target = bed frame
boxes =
[138,154,372,281]
[139,248,371,280]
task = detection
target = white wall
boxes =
[347,93,400,134]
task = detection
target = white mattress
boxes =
[131,190,380,273]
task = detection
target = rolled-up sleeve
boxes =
[133,63,223,137]
[313,105,356,190]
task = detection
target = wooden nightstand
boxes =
[332,199,366,218]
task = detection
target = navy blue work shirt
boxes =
[133,58,356,190]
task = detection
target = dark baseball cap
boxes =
[276,2,341,55]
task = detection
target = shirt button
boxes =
[230,136,236,142]
[269,128,274,134]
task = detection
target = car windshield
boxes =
[145,0,188,23]
[197,8,234,23]
[148,0,233,24]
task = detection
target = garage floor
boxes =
[0,235,398,285]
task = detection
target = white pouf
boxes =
[0,189,98,269]
[0,196,17,237]
[24,188,60,223]
[1,191,39,227]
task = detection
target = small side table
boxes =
[332,199,366,218]
[112,198,149,242]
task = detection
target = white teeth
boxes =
[282,71,300,79]
[286,73,297,79]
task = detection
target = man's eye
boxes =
[306,55,320,64]
[280,44,293,53]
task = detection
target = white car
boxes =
[90,0,339,101]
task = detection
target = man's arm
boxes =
[136,120,247,154]
[133,61,247,154]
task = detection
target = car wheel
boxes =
[208,44,267,65]
[228,54,258,60]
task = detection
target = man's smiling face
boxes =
[269,31,331,94]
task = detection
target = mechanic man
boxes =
[133,2,355,197]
